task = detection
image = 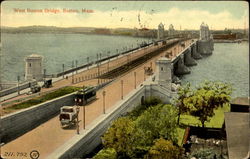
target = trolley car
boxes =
[75,86,97,106]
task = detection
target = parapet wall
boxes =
[0,80,37,97]
[47,83,172,159]
[0,92,75,143]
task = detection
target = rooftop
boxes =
[224,112,250,159]
[231,97,250,106]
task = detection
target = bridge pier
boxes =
[191,43,202,59]
[197,40,213,55]
[174,54,190,76]
[184,47,197,66]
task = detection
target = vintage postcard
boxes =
[0,1,249,159]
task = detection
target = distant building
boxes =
[168,24,175,37]
[135,28,155,38]
[157,23,165,40]
[25,54,43,81]
[230,97,250,113]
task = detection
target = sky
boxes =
[1,1,249,30]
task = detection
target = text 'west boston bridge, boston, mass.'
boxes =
[13,8,94,14]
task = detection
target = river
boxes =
[182,42,249,98]
[0,33,149,82]
[1,33,249,97]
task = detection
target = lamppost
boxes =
[17,75,20,95]
[62,64,65,79]
[97,62,100,85]
[134,72,136,89]
[116,49,119,59]
[83,105,86,130]
[75,60,78,73]
[87,57,90,70]
[107,51,110,72]
[102,90,106,114]
[72,61,74,84]
[43,69,46,83]
[75,98,80,134]
[144,66,146,81]
[121,80,123,100]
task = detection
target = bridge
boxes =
[0,36,214,159]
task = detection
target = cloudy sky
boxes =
[1,1,249,30]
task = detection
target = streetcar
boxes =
[75,86,97,106]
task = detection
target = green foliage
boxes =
[144,96,162,107]
[135,104,178,144]
[175,81,232,127]
[102,104,178,158]
[7,86,80,110]
[173,83,193,124]
[102,117,135,158]
[188,81,232,127]
[128,96,162,119]
[190,148,225,159]
[93,148,117,159]
[145,138,183,159]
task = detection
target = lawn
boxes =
[4,86,81,111]
[176,127,186,146]
[179,104,230,128]
[176,104,230,145]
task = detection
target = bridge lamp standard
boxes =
[121,80,124,100]
[102,90,106,114]
[62,64,65,79]
[79,98,86,130]
[144,67,146,81]
[87,57,90,70]
[134,72,137,89]
[107,51,110,72]
[75,98,80,134]
[75,60,78,73]
[72,61,74,84]
[17,75,20,95]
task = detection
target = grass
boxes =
[176,104,230,146]
[179,104,230,128]
[4,86,81,111]
[176,127,185,146]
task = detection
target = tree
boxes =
[134,104,178,147]
[128,96,162,120]
[186,81,232,128]
[102,117,135,158]
[173,83,193,124]
[145,138,183,159]
[93,148,117,159]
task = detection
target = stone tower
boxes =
[25,54,43,81]
[168,24,175,37]
[157,22,165,40]
[155,57,172,90]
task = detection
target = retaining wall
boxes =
[47,83,173,159]
[0,80,37,97]
[0,92,75,143]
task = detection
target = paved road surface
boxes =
[1,40,192,159]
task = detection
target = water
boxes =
[182,42,249,98]
[1,33,149,82]
[1,33,249,97]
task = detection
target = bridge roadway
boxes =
[1,39,193,159]
[1,39,174,113]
